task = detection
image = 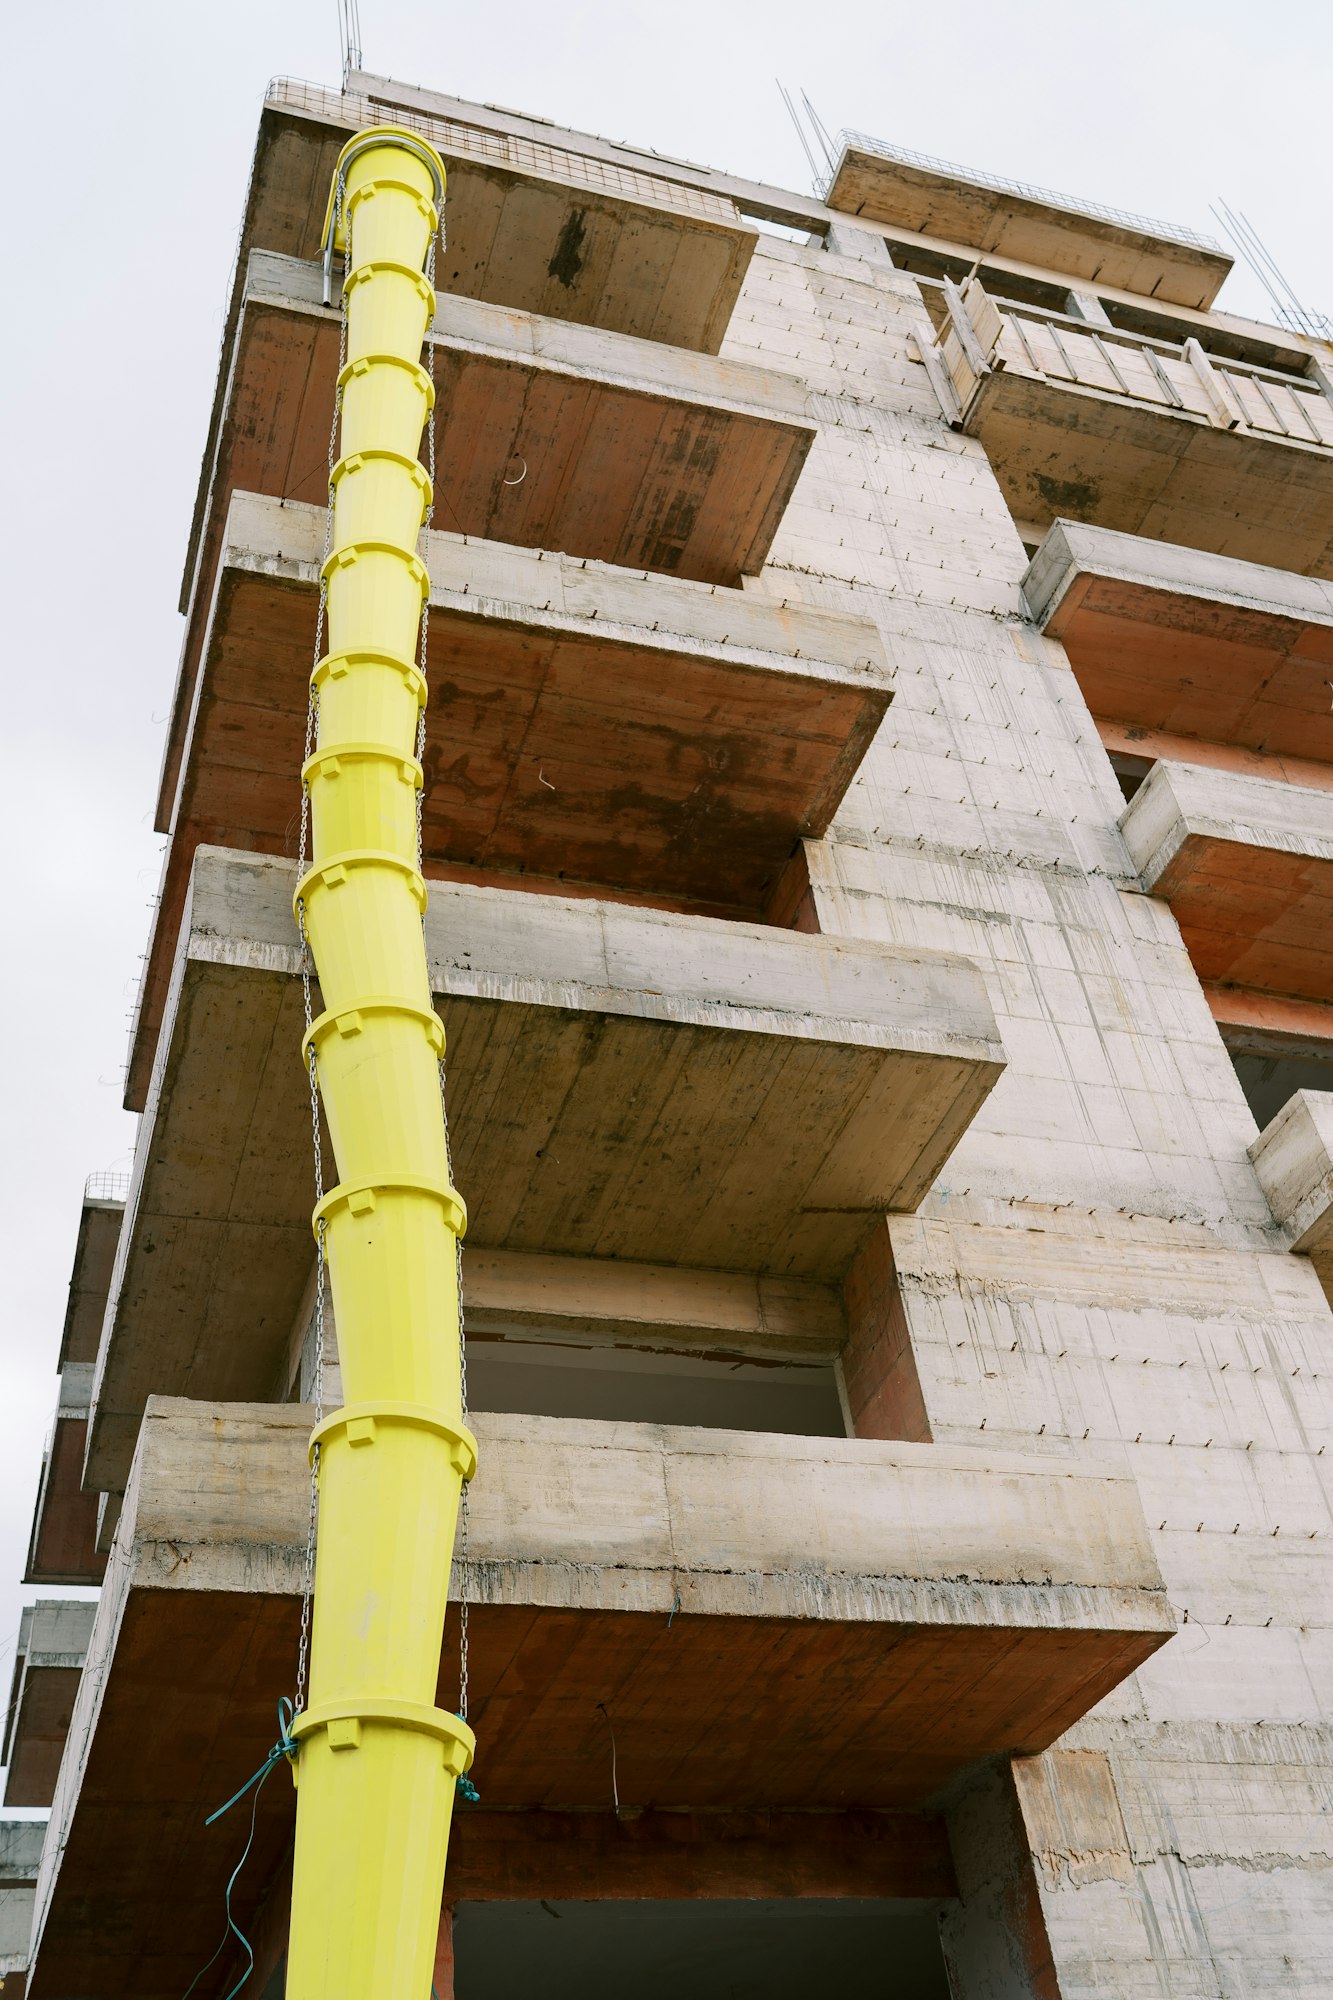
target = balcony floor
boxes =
[29,1399,1172,2000]
[89,846,1003,1494]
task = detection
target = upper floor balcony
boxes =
[253,76,758,352]
[87,845,1004,1500]
[825,135,1230,309]
[931,278,1333,575]
[1,1601,96,1810]
[1024,521,1333,766]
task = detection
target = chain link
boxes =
[294,173,349,1721]
[420,200,473,1725]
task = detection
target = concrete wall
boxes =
[707,224,1333,1995]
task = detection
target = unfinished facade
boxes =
[8,70,1333,1997]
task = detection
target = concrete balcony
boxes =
[1025,520,1333,762]
[825,140,1229,309]
[129,488,892,1109]
[59,1187,123,1370]
[2,1602,96,1810]
[0,1821,42,1989]
[1249,1090,1333,1306]
[255,77,757,352]
[933,279,1333,574]
[30,1397,1172,2000]
[1120,758,1333,1000]
[165,250,815,830]
[87,845,1004,1495]
[24,1365,104,1588]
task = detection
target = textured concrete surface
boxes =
[30,1396,1167,1998]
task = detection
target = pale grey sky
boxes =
[2,0,1330,1782]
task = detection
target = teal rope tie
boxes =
[456,1710,480,1803]
[180,1700,297,2000]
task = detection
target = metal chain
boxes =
[294,173,349,1721]
[418,199,472,1725]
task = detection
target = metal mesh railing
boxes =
[824,130,1222,256]
[267,77,739,224]
[84,1170,130,1204]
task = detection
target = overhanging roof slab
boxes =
[825,145,1230,310]
[129,488,892,1108]
[1026,520,1333,760]
[32,1398,1171,1999]
[59,1196,122,1369]
[249,80,757,353]
[165,250,814,825]
[89,845,1004,1493]
[1121,758,1333,1000]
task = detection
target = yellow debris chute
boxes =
[285,125,473,1998]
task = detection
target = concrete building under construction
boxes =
[7,65,1333,1998]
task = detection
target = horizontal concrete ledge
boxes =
[1025,521,1333,763]
[1121,758,1333,1000]
[131,488,892,1106]
[2,1602,96,1811]
[256,80,757,354]
[89,845,1003,1493]
[826,146,1230,310]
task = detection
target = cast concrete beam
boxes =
[2,1603,96,1811]
[24,1367,105,1589]
[1025,520,1333,761]
[31,1396,1171,1999]
[163,250,816,826]
[1121,758,1333,999]
[826,145,1230,310]
[89,844,1004,1494]
[130,488,892,1108]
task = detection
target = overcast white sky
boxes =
[2,0,1330,1783]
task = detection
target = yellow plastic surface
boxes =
[286,126,470,2000]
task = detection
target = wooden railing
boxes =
[930,276,1333,447]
